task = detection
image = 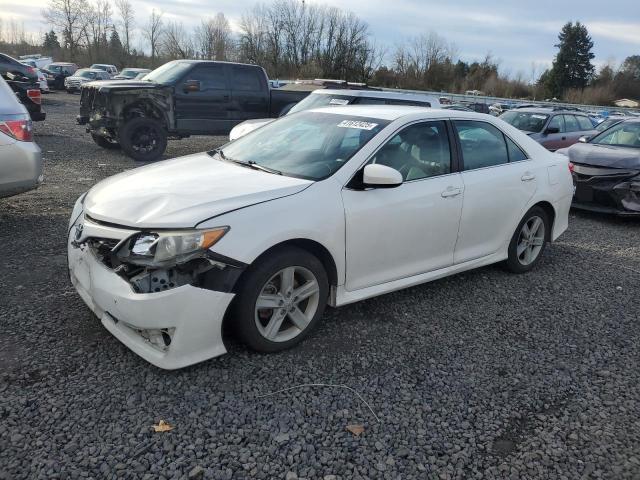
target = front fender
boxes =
[198,179,346,285]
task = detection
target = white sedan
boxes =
[68,106,573,369]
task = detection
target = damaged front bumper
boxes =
[572,164,640,216]
[67,209,239,369]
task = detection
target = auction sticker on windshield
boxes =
[337,120,379,130]
[330,98,350,105]
[532,115,547,119]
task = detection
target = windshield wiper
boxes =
[210,149,282,175]
[246,160,282,175]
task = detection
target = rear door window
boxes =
[576,115,593,130]
[563,115,580,132]
[454,120,509,170]
[231,66,264,91]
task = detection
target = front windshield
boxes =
[287,93,354,115]
[77,69,97,79]
[143,61,192,84]
[500,111,549,132]
[220,111,389,180]
[120,69,137,78]
[591,122,640,148]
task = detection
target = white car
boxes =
[228,89,441,141]
[67,106,573,369]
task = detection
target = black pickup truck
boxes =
[78,60,310,161]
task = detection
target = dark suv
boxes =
[42,62,78,90]
[500,107,598,151]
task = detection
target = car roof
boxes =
[311,88,439,103]
[91,63,115,67]
[75,68,108,73]
[0,76,28,116]
[512,107,588,115]
[308,104,485,121]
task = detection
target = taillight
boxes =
[0,117,33,142]
[568,162,574,173]
[27,89,41,105]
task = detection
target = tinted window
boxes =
[371,121,451,181]
[455,120,509,170]
[231,67,263,91]
[547,115,564,132]
[576,115,593,130]
[190,65,227,90]
[563,115,580,132]
[500,111,549,132]
[506,137,527,162]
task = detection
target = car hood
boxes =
[567,142,640,169]
[83,80,164,92]
[84,152,313,229]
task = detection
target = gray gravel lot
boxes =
[1,91,639,479]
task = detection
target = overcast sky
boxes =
[2,0,639,76]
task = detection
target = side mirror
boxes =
[545,127,560,135]
[363,164,403,188]
[183,80,201,93]
[578,135,590,143]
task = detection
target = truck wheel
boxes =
[119,117,167,162]
[91,133,121,150]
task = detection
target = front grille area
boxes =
[572,164,640,210]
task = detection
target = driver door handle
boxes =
[521,172,536,182]
[441,186,462,198]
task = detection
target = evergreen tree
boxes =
[546,22,595,96]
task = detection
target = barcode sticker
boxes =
[337,120,378,130]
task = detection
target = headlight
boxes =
[120,227,229,266]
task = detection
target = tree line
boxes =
[1,0,639,106]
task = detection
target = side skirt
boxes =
[333,252,506,307]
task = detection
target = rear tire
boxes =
[504,206,549,273]
[119,117,167,162]
[232,247,329,353]
[91,133,121,150]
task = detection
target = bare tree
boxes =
[83,0,112,62]
[195,13,233,60]
[115,0,134,55]
[143,9,163,66]
[42,0,89,59]
[163,20,193,59]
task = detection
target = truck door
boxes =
[229,65,269,125]
[175,64,233,134]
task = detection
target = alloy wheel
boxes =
[516,215,545,266]
[254,266,321,343]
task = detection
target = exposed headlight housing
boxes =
[119,227,229,267]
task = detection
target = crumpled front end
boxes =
[572,163,640,216]
[67,201,241,369]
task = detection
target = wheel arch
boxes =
[531,200,556,241]
[233,238,339,293]
[121,100,168,127]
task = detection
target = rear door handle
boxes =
[521,172,536,182]
[441,186,462,198]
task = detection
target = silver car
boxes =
[0,76,43,198]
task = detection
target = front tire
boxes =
[233,247,329,353]
[119,117,167,162]
[504,206,549,273]
[91,133,121,150]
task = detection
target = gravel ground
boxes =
[1,91,640,479]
